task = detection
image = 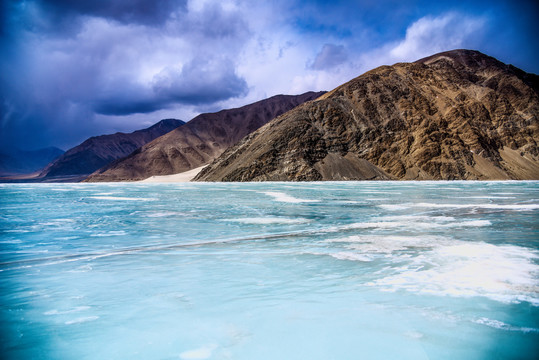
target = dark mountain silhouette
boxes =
[0,147,64,176]
[40,119,184,181]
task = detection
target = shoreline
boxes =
[138,166,206,183]
[1,175,538,185]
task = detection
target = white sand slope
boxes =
[139,166,206,183]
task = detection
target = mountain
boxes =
[0,147,64,176]
[85,92,325,182]
[40,119,184,181]
[195,50,539,181]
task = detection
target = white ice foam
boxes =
[360,191,396,194]
[45,306,91,316]
[331,252,373,262]
[179,344,217,360]
[466,196,516,199]
[413,203,539,210]
[367,242,539,305]
[64,316,99,325]
[326,235,451,253]
[473,317,539,333]
[403,331,424,339]
[88,196,154,201]
[338,219,490,230]
[39,219,75,226]
[474,317,539,333]
[261,191,319,203]
[146,211,186,218]
[68,264,93,273]
[379,203,539,211]
[90,230,127,237]
[324,232,539,305]
[378,215,456,222]
[226,217,309,225]
[378,204,411,211]
[0,239,23,243]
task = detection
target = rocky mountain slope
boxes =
[195,50,539,181]
[40,119,184,180]
[0,147,64,176]
[85,92,325,181]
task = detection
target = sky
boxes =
[1,0,538,151]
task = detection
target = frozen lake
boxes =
[1,181,538,359]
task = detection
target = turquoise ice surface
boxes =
[1,181,538,359]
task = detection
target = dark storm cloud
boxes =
[0,91,97,151]
[1,0,538,152]
[153,59,248,106]
[171,2,250,40]
[0,0,252,149]
[39,0,187,25]
[92,58,248,116]
[310,44,348,70]
[93,97,165,117]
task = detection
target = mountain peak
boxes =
[148,118,185,129]
[415,49,539,94]
[416,49,494,65]
[85,91,326,182]
[196,50,539,182]
[39,119,185,180]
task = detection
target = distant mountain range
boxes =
[3,49,537,183]
[38,119,184,181]
[195,50,539,181]
[0,147,64,176]
[85,92,324,181]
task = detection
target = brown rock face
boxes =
[85,92,325,181]
[195,50,539,181]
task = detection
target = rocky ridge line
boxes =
[195,50,539,181]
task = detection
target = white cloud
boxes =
[1,0,492,150]
[329,12,489,84]
[1,1,255,147]
[390,12,485,61]
[262,12,487,98]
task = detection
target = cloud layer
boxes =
[1,0,537,150]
